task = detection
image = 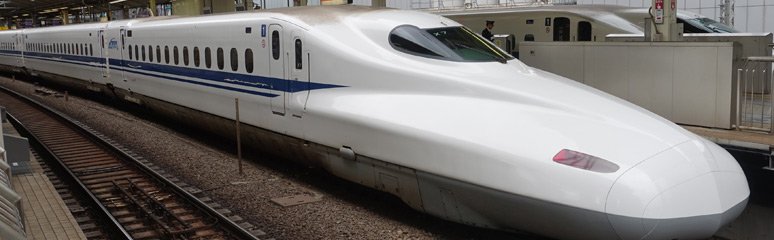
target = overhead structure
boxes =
[0,0,152,21]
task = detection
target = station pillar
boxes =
[60,10,69,25]
[149,0,158,16]
[650,0,680,41]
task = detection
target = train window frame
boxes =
[156,46,161,63]
[578,21,592,42]
[142,45,146,61]
[388,25,513,63]
[205,47,212,69]
[553,17,570,42]
[173,46,179,65]
[230,48,238,71]
[128,44,133,60]
[217,47,225,70]
[294,39,302,70]
[164,45,170,64]
[271,30,280,60]
[183,46,189,66]
[194,47,201,67]
[148,45,154,62]
[90,44,93,56]
[245,48,254,73]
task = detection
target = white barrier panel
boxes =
[520,41,737,129]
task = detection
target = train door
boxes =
[15,33,23,67]
[553,17,570,41]
[268,24,286,116]
[289,31,309,118]
[118,27,128,82]
[98,29,110,81]
[578,21,592,41]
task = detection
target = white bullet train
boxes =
[0,6,749,240]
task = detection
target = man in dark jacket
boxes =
[482,20,494,41]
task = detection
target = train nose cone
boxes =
[605,139,749,240]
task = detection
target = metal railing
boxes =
[736,56,774,133]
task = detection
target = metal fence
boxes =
[737,56,774,133]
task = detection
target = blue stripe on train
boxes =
[0,50,345,97]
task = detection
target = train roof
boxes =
[436,5,643,33]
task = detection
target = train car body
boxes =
[437,5,738,54]
[0,6,749,240]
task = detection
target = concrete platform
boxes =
[683,125,774,150]
[3,122,86,240]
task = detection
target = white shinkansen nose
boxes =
[605,139,749,239]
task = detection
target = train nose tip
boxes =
[605,140,749,240]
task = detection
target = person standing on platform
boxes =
[482,20,495,41]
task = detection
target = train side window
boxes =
[578,21,592,41]
[173,46,179,65]
[183,46,189,66]
[553,17,570,41]
[230,48,238,71]
[148,45,154,62]
[157,46,162,63]
[524,34,535,41]
[134,45,139,60]
[194,47,200,67]
[245,49,253,73]
[164,46,170,64]
[129,45,133,60]
[271,30,280,60]
[217,47,224,70]
[295,39,302,70]
[141,45,146,61]
[205,47,212,68]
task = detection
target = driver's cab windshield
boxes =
[389,25,513,63]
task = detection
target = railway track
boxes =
[0,86,263,239]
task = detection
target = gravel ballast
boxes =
[1,77,537,240]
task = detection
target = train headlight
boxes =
[552,149,619,173]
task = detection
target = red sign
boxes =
[655,0,664,10]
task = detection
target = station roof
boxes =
[0,0,152,19]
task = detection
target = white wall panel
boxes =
[700,0,716,7]
[519,41,735,128]
[735,6,748,32]
[746,6,764,32]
